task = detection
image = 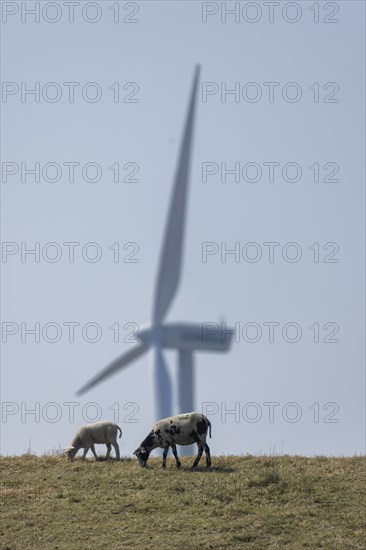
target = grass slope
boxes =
[1,454,365,549]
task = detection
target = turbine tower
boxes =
[76,65,234,420]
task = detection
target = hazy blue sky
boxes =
[1,0,365,457]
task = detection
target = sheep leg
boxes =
[171,444,181,469]
[91,444,98,460]
[112,442,120,460]
[82,446,90,460]
[106,443,112,459]
[204,443,211,468]
[162,446,169,468]
[192,444,204,468]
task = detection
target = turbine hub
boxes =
[136,325,161,346]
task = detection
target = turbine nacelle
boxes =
[136,322,234,352]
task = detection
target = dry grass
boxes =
[1,454,365,549]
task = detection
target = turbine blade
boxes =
[152,65,201,325]
[153,345,173,420]
[76,343,148,395]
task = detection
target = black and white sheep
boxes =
[65,421,122,460]
[134,412,212,468]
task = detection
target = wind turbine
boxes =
[76,65,234,420]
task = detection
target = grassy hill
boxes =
[1,454,365,549]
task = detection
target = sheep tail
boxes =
[117,425,122,439]
[207,419,212,438]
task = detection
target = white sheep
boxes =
[65,421,122,460]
